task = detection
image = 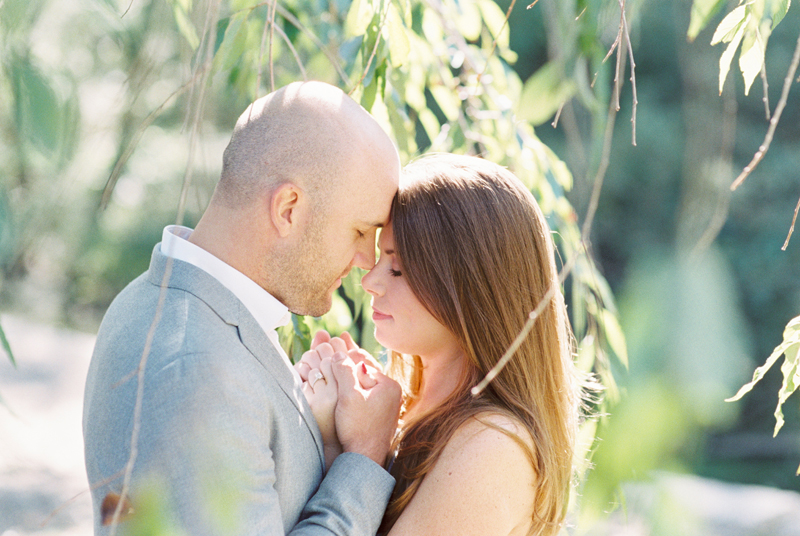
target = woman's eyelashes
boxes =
[389,268,402,277]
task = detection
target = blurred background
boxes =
[1,0,800,534]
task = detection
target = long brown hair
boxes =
[381,154,582,535]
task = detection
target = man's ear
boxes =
[270,183,304,238]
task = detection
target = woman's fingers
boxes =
[319,357,338,392]
[315,342,336,359]
[307,367,328,392]
[298,349,322,379]
[295,360,312,381]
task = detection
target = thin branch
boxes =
[581,55,623,243]
[107,256,177,536]
[268,0,278,92]
[782,196,800,250]
[274,4,351,86]
[256,6,308,96]
[760,59,771,120]
[551,101,565,128]
[121,0,135,17]
[274,22,308,80]
[100,71,205,209]
[476,0,517,85]
[256,6,272,95]
[42,469,126,528]
[690,73,738,255]
[108,1,221,532]
[619,0,637,145]
[349,0,392,95]
[474,29,625,397]
[731,32,800,191]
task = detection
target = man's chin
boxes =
[289,295,333,318]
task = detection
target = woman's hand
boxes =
[295,330,383,382]
[301,356,342,470]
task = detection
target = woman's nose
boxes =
[361,266,384,297]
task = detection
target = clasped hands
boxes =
[295,330,401,469]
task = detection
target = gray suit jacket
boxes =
[83,244,394,535]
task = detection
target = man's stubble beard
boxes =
[267,214,341,317]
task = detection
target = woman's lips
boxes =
[372,307,392,321]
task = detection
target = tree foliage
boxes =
[689,0,800,472]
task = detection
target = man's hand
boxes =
[330,354,402,467]
[295,330,382,382]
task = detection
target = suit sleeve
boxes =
[292,453,395,535]
[134,350,394,536]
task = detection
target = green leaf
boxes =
[601,309,628,368]
[212,11,250,73]
[0,0,46,34]
[710,5,747,45]
[429,84,461,121]
[290,315,312,361]
[739,28,765,96]
[717,23,745,94]
[454,0,482,42]
[477,0,509,49]
[688,0,727,42]
[171,2,200,50]
[393,0,412,27]
[345,0,374,37]
[387,3,410,68]
[418,108,441,145]
[0,321,15,368]
[517,61,577,126]
[771,0,791,28]
[774,341,800,435]
[11,57,61,154]
[727,315,800,402]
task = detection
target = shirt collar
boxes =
[161,225,291,333]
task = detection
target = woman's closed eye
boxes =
[389,268,402,277]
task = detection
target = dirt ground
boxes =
[0,314,93,535]
[2,313,800,536]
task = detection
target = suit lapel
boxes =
[146,244,326,467]
[236,312,326,465]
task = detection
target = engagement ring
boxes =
[310,370,326,389]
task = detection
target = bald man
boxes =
[83,81,402,535]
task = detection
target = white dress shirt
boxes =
[161,225,299,379]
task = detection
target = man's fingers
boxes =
[347,348,382,371]
[330,353,358,393]
[356,361,378,389]
[329,337,348,355]
[340,331,359,352]
[311,330,331,349]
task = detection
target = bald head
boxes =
[214,81,397,210]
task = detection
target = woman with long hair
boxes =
[298,153,589,536]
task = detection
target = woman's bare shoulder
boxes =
[389,413,536,535]
[446,412,535,456]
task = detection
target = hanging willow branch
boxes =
[730,32,800,192]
